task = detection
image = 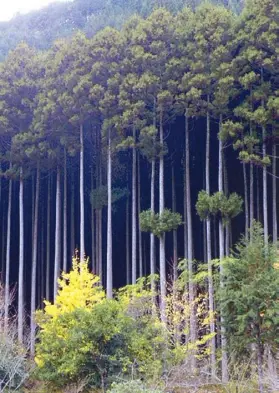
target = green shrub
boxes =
[107,380,163,393]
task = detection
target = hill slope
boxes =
[0,0,244,60]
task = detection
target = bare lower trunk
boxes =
[256,168,260,221]
[132,127,137,284]
[63,149,67,272]
[159,108,166,322]
[272,137,277,243]
[206,104,215,374]
[218,115,228,382]
[46,175,51,301]
[150,158,156,292]
[185,110,196,350]
[18,167,24,343]
[183,167,188,261]
[106,129,113,299]
[31,163,40,356]
[54,166,61,300]
[4,172,12,331]
[71,172,75,258]
[262,126,268,245]
[80,124,85,261]
[243,163,249,240]
[126,195,130,284]
[250,163,254,231]
[98,129,103,284]
[138,152,143,278]
[172,164,177,282]
[98,209,103,284]
[91,169,95,273]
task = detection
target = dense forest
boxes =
[0,0,245,60]
[0,0,278,392]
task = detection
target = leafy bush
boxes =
[107,380,163,393]
[35,261,165,390]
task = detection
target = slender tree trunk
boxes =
[272,133,277,243]
[96,208,99,275]
[18,167,24,343]
[46,175,51,301]
[1,217,5,281]
[250,163,254,230]
[250,89,254,232]
[31,163,40,356]
[4,171,12,332]
[159,107,166,322]
[184,165,188,261]
[150,100,156,293]
[132,126,137,284]
[54,166,61,300]
[150,158,156,291]
[138,152,143,278]
[91,168,96,273]
[256,168,260,221]
[218,115,228,382]
[40,206,45,307]
[206,102,215,375]
[63,149,67,272]
[172,164,177,282]
[185,110,196,349]
[243,163,249,240]
[262,130,268,245]
[71,171,75,258]
[80,124,85,261]
[261,70,268,245]
[126,194,130,284]
[98,172,103,285]
[106,129,112,299]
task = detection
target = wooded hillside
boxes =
[0,0,278,391]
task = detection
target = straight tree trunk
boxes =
[31,163,40,356]
[159,108,166,322]
[256,168,260,221]
[171,164,177,282]
[262,129,268,245]
[132,126,137,284]
[272,133,277,243]
[206,102,215,375]
[71,172,75,258]
[184,166,188,262]
[91,168,96,273]
[63,149,67,272]
[138,152,143,278]
[4,172,12,331]
[250,89,254,232]
[218,115,228,382]
[1,218,5,283]
[80,124,85,261]
[185,110,196,349]
[150,100,156,293]
[18,167,24,343]
[98,153,103,286]
[243,163,249,240]
[54,166,61,300]
[46,175,51,301]
[96,209,99,275]
[106,129,112,299]
[126,195,130,284]
[261,70,268,245]
[150,158,156,291]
